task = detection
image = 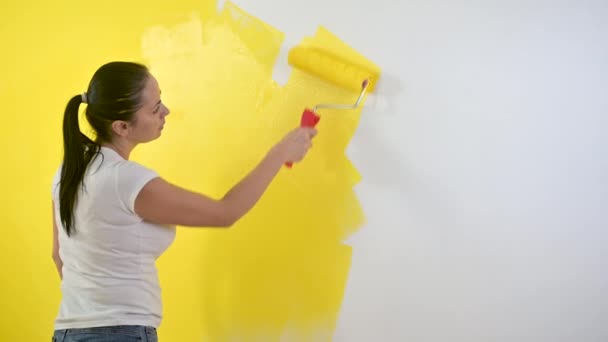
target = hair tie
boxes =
[81,92,88,104]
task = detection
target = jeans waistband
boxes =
[58,325,156,334]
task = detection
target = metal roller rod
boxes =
[312,79,370,112]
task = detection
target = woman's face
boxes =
[128,75,170,143]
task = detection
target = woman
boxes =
[51,61,316,341]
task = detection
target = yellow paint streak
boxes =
[0,0,378,340]
[136,3,378,340]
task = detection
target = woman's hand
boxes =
[272,127,318,163]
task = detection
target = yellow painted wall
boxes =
[0,1,377,340]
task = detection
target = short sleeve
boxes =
[114,161,159,214]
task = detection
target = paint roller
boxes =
[284,46,380,168]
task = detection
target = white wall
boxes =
[231,1,608,341]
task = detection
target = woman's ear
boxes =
[110,120,130,137]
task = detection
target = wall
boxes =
[2,0,370,340]
[231,0,608,341]
[1,0,607,341]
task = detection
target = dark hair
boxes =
[59,61,150,236]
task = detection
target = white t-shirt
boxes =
[51,146,176,329]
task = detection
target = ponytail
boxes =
[59,94,99,236]
[58,61,149,235]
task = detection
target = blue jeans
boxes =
[52,325,157,341]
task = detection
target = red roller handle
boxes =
[285,108,320,168]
